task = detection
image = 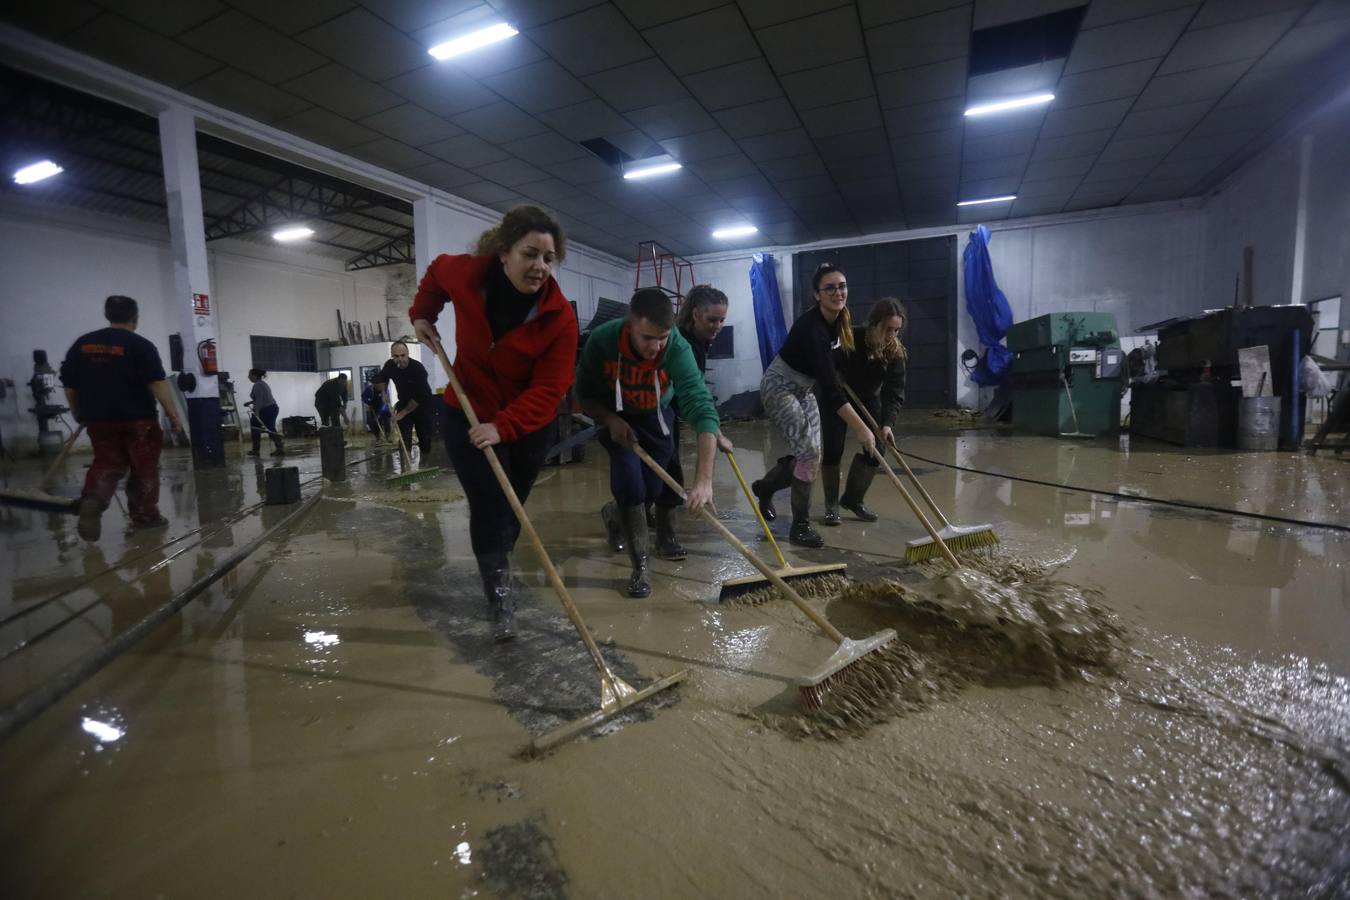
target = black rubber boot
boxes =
[653,505,687,560]
[788,477,824,548]
[620,504,651,597]
[645,502,655,529]
[76,495,103,542]
[751,455,793,522]
[601,500,626,553]
[477,552,516,642]
[821,464,841,526]
[840,454,880,522]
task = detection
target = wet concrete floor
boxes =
[1,421,1347,898]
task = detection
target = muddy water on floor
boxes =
[2,424,1348,897]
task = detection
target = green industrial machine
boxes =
[1007,312,1123,437]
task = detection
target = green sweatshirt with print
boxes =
[576,318,721,435]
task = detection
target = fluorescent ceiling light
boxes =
[13,160,63,184]
[428,23,518,60]
[273,226,315,241]
[712,225,758,239]
[957,195,1017,207]
[964,93,1055,117]
[623,161,682,180]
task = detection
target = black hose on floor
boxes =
[895,443,1350,534]
[0,490,325,744]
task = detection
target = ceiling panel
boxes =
[97,0,225,36]
[180,11,326,83]
[966,59,1062,104]
[1113,102,1213,140]
[962,154,1027,181]
[359,103,464,146]
[1098,132,1186,162]
[1156,10,1304,75]
[360,0,485,32]
[297,8,428,82]
[526,5,652,77]
[383,64,498,116]
[472,157,551,187]
[881,98,965,136]
[186,67,312,122]
[537,99,632,141]
[757,154,830,181]
[1039,98,1133,138]
[1080,0,1198,29]
[623,98,717,141]
[756,7,865,76]
[583,58,689,112]
[867,6,971,74]
[962,128,1037,160]
[405,159,480,190]
[684,58,783,110]
[274,106,379,148]
[421,132,513,167]
[1054,59,1159,107]
[283,63,403,119]
[452,101,550,143]
[1131,60,1250,109]
[659,128,741,161]
[501,131,589,165]
[224,0,356,35]
[875,58,968,109]
[1063,9,1194,75]
[641,5,761,75]
[612,0,726,29]
[782,59,877,111]
[800,97,884,139]
[737,0,857,30]
[738,128,819,162]
[349,136,437,171]
[480,59,594,114]
[712,97,800,139]
[70,14,222,87]
[893,128,962,163]
[1031,129,1115,162]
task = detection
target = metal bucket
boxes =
[1237,396,1282,451]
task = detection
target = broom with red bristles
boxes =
[631,444,897,710]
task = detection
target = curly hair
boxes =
[474,205,567,261]
[865,298,908,364]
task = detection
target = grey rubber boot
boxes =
[840,453,880,522]
[751,455,793,522]
[476,552,516,642]
[788,477,825,548]
[821,464,841,526]
[601,500,626,553]
[620,504,651,597]
[653,505,687,560]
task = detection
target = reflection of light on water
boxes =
[305,631,340,646]
[81,717,124,743]
[454,841,471,866]
[713,625,771,669]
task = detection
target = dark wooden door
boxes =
[794,236,956,408]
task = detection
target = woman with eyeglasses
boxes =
[820,298,908,525]
[752,263,877,547]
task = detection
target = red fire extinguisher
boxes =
[197,339,218,375]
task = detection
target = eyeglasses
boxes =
[819,283,848,295]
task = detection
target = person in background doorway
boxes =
[245,368,284,458]
[410,205,578,642]
[820,298,907,525]
[362,376,391,439]
[752,263,876,548]
[576,288,722,598]
[60,294,183,541]
[314,373,348,428]
[374,341,434,457]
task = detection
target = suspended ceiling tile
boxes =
[512,176,584,205]
[274,107,379,149]
[1054,58,1159,107]
[1190,0,1307,29]
[712,97,800,139]
[1156,10,1303,75]
[526,5,652,77]
[660,128,742,161]
[1039,98,1133,138]
[549,190,614,216]
[875,57,968,109]
[612,0,726,29]
[296,10,427,82]
[641,5,761,75]
[1022,153,1098,180]
[1097,132,1185,163]
[2,1,102,40]
[412,27,548,80]
[966,59,1062,103]
[66,14,222,87]
[668,190,735,214]
[896,153,960,181]
[689,154,763,181]
[826,154,895,182]
[868,6,971,74]
[958,175,1019,198]
[480,59,594,114]
[1081,0,1197,29]
[1260,18,1350,68]
[384,64,498,117]
[349,136,437,171]
[1164,134,1253,161]
[622,99,717,141]
[738,128,818,162]
[800,97,884,139]
[738,0,857,29]
[775,174,839,200]
[180,11,326,83]
[1016,174,1083,197]
[1079,157,1159,183]
[962,155,1027,182]
[1031,128,1114,162]
[757,154,830,181]
[451,100,550,143]
[471,157,551,187]
[817,128,892,163]
[185,67,312,122]
[893,127,962,162]
[583,58,689,113]
[1131,60,1249,109]
[1113,101,1212,139]
[536,98,631,141]
[973,0,1082,29]
[500,130,589,165]
[453,180,523,205]
[284,64,404,119]
[1064,8,1195,75]
[360,0,483,31]
[1009,195,1068,217]
[684,58,784,111]
[359,103,464,146]
[1150,153,1230,180]
[782,59,877,111]
[963,128,1037,161]
[421,131,513,167]
[1305,0,1350,23]
[96,0,225,36]
[757,7,864,76]
[485,0,604,29]
[881,97,966,135]
[1126,177,1198,202]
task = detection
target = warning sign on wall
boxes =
[192,293,210,315]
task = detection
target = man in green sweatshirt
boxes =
[576,288,722,597]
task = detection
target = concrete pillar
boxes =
[413,196,454,374]
[159,105,224,467]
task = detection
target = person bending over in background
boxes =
[576,288,722,598]
[245,368,284,458]
[752,262,876,548]
[60,294,183,541]
[362,376,391,438]
[410,205,577,642]
[374,340,434,457]
[313,373,348,429]
[820,298,907,525]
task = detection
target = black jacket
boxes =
[834,325,906,428]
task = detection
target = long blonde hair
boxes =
[812,263,854,352]
[866,298,907,364]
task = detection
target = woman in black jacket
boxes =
[820,298,907,524]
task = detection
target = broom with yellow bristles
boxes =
[631,444,897,710]
[843,384,999,562]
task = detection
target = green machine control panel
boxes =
[1007,312,1122,437]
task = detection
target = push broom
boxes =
[427,339,686,754]
[843,385,997,563]
[385,419,441,488]
[718,448,847,603]
[0,425,84,514]
[631,445,896,710]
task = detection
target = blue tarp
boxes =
[750,252,788,371]
[962,225,1013,386]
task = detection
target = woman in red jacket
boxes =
[410,206,578,643]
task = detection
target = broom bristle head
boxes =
[719,571,849,605]
[795,630,897,708]
[904,526,998,562]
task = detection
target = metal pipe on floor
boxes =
[0,489,324,745]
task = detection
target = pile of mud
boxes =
[762,559,1125,740]
[358,484,465,506]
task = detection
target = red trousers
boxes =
[83,419,163,523]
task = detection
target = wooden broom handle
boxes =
[41,424,84,488]
[841,383,951,529]
[428,340,616,680]
[722,449,790,569]
[631,444,846,644]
